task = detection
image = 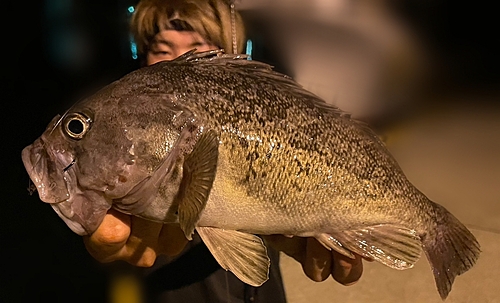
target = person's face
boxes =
[146,30,218,65]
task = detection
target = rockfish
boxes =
[22,50,479,299]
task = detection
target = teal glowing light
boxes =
[245,39,253,60]
[129,34,138,60]
[128,6,135,14]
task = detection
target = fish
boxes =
[22,49,479,300]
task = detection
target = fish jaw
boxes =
[21,137,72,203]
[22,137,113,235]
[50,185,112,236]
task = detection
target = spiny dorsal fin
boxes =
[172,50,383,139]
[168,49,389,154]
[172,49,249,63]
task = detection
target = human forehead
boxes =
[151,30,210,47]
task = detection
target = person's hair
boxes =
[131,0,246,59]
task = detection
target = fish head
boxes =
[22,114,79,204]
[22,110,111,235]
[21,72,197,234]
[21,96,162,234]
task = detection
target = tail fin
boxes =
[423,202,480,300]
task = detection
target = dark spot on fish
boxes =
[305,163,312,176]
[187,124,197,133]
[239,137,248,148]
[246,151,260,162]
[294,158,303,171]
[170,166,179,180]
[258,117,266,127]
[293,181,303,192]
[118,175,127,183]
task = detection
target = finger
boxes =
[157,224,189,257]
[122,215,164,267]
[83,209,131,263]
[261,235,307,263]
[302,238,332,282]
[331,251,363,286]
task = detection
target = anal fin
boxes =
[316,233,356,259]
[196,227,270,287]
[318,224,422,270]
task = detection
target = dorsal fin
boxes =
[169,49,339,113]
[166,49,387,148]
[172,48,249,63]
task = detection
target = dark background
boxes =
[0,1,498,302]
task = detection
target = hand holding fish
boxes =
[262,235,364,285]
[83,208,188,266]
[84,209,365,285]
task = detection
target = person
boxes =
[83,0,365,302]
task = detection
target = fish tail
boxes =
[423,202,480,300]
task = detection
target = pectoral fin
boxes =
[178,130,219,240]
[197,227,270,287]
[318,224,422,270]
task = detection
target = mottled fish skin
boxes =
[94,52,418,232]
[22,50,479,299]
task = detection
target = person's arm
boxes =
[84,209,364,285]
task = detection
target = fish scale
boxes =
[169,59,405,222]
[22,50,479,300]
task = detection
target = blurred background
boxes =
[1,0,498,302]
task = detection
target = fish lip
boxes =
[21,138,70,204]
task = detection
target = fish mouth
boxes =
[21,138,71,203]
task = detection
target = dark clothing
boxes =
[142,234,287,303]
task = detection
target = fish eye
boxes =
[63,112,92,140]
